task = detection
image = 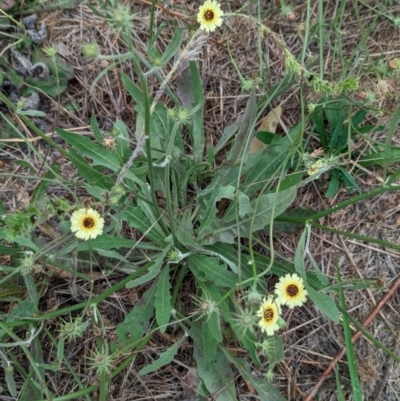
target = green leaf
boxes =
[155,266,172,332]
[273,208,317,235]
[255,130,280,145]
[207,309,222,343]
[360,147,400,168]
[31,47,74,81]
[194,346,237,401]
[56,129,120,170]
[306,286,339,323]
[214,115,241,155]
[14,160,36,174]
[226,88,256,166]
[161,26,183,64]
[198,186,297,245]
[24,76,68,97]
[77,235,136,251]
[14,236,40,252]
[230,324,261,365]
[335,366,346,401]
[340,167,361,194]
[176,209,204,252]
[24,275,38,309]
[114,120,130,161]
[52,136,112,187]
[31,163,61,203]
[120,205,166,245]
[212,123,301,200]
[187,254,238,288]
[139,335,186,376]
[265,334,284,371]
[120,72,168,157]
[196,185,252,241]
[222,352,287,401]
[125,246,170,288]
[337,266,362,401]
[90,115,103,144]
[115,281,157,348]
[1,348,17,397]
[203,324,218,362]
[176,61,204,162]
[326,169,340,197]
[6,300,35,322]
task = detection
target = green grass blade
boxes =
[337,264,363,401]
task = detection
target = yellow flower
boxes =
[307,158,325,176]
[197,0,224,32]
[70,208,104,240]
[275,273,308,308]
[256,296,281,336]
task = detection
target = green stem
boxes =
[0,323,53,400]
[275,184,400,223]
[44,328,92,401]
[310,222,400,252]
[121,28,167,234]
[34,386,96,401]
[6,263,151,328]
[171,264,187,306]
[337,304,400,363]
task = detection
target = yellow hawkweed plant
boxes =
[275,273,308,308]
[70,208,105,240]
[257,296,281,336]
[197,0,224,33]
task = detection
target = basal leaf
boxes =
[76,235,140,251]
[114,120,130,162]
[230,323,261,365]
[266,334,284,371]
[226,88,256,166]
[120,205,166,245]
[294,227,307,280]
[223,352,287,401]
[6,300,35,322]
[194,346,237,401]
[155,266,172,332]
[207,310,222,343]
[31,163,61,203]
[187,254,238,288]
[66,147,111,187]
[176,61,204,162]
[115,281,157,348]
[125,246,170,289]
[56,129,120,171]
[198,186,297,245]
[203,324,218,362]
[139,335,185,376]
[306,286,340,323]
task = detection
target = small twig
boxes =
[303,274,400,401]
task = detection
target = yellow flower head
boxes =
[70,208,104,240]
[256,296,281,336]
[307,158,325,176]
[275,273,308,308]
[197,0,224,32]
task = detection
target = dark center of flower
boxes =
[83,217,95,229]
[286,284,299,297]
[263,307,274,322]
[204,9,215,21]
